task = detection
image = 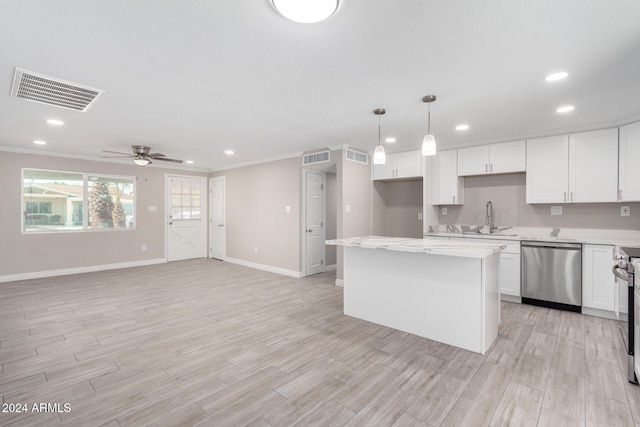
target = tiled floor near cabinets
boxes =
[1,259,639,426]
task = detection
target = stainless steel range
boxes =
[612,246,639,384]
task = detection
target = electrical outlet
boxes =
[148,205,157,212]
[621,206,630,216]
[254,247,258,254]
[441,207,447,216]
[551,206,563,216]
[418,213,423,221]
[285,206,291,214]
[345,204,351,213]
[141,244,147,251]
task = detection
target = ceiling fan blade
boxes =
[149,153,166,158]
[100,155,134,158]
[102,149,133,156]
[154,157,183,163]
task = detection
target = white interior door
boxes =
[167,175,207,261]
[210,176,226,260]
[304,170,325,276]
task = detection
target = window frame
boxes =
[22,168,137,234]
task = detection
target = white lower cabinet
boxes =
[582,244,615,312]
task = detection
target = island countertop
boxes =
[326,236,505,259]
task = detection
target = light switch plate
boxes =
[441,207,447,216]
[148,205,157,212]
[345,204,351,213]
[551,206,563,215]
[621,206,630,216]
[418,213,423,221]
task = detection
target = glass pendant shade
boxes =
[133,158,150,166]
[422,134,436,156]
[373,144,386,165]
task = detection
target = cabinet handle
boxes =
[490,164,493,172]
[619,189,623,200]
[485,164,488,173]
[564,192,566,202]
[453,195,456,204]
[570,191,573,202]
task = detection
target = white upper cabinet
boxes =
[569,128,618,203]
[457,140,526,176]
[619,121,640,201]
[373,150,422,181]
[526,135,569,203]
[526,129,618,203]
[432,150,464,205]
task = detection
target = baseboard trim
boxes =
[335,279,344,287]
[0,258,167,283]
[325,264,337,272]
[224,257,303,278]
[582,307,617,320]
[500,294,522,304]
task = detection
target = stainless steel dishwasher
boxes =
[521,241,582,312]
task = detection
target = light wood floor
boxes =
[1,259,639,427]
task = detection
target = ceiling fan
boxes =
[101,145,183,165]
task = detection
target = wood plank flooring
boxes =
[1,259,639,426]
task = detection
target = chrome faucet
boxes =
[485,201,495,232]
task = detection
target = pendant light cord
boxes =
[378,114,381,146]
[427,103,431,134]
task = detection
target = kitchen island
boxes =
[326,236,505,354]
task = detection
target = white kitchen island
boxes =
[326,236,505,354]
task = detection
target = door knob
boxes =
[169,222,173,225]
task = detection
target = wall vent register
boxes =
[11,67,106,112]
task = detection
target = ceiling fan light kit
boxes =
[421,95,437,156]
[373,108,386,165]
[272,0,339,23]
[101,145,184,166]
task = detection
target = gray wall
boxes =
[438,173,640,229]
[0,151,207,277]
[373,180,423,238]
[212,156,301,272]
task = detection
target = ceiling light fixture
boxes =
[556,105,575,113]
[421,95,437,156]
[46,119,64,126]
[456,124,469,131]
[373,108,386,165]
[33,140,46,145]
[385,137,396,143]
[133,158,150,166]
[545,72,568,82]
[185,160,194,164]
[272,0,339,23]
[224,150,234,155]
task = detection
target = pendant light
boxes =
[373,108,386,165]
[421,95,437,156]
[272,0,339,23]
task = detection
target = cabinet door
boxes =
[619,121,640,201]
[372,156,395,180]
[569,128,618,203]
[395,150,423,179]
[457,145,490,176]
[432,150,464,205]
[582,244,615,311]
[500,252,521,297]
[490,140,526,174]
[526,135,569,203]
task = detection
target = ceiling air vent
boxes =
[10,68,106,112]
[346,148,368,165]
[303,150,330,165]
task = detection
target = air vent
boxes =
[303,150,330,165]
[346,148,368,165]
[11,68,106,112]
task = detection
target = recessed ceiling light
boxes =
[46,119,64,126]
[455,124,469,131]
[225,150,234,155]
[556,105,575,113]
[545,72,569,82]
[185,160,194,164]
[272,0,339,23]
[385,137,396,143]
[33,140,47,145]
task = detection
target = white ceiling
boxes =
[1,0,639,171]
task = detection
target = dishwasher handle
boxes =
[521,240,582,250]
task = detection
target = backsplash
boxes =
[436,173,640,230]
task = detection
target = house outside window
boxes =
[22,168,136,233]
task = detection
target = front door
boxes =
[167,175,206,261]
[304,170,325,276]
[210,176,226,260]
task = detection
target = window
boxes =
[22,169,136,233]
[170,179,201,220]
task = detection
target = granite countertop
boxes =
[325,236,505,259]
[424,225,640,247]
